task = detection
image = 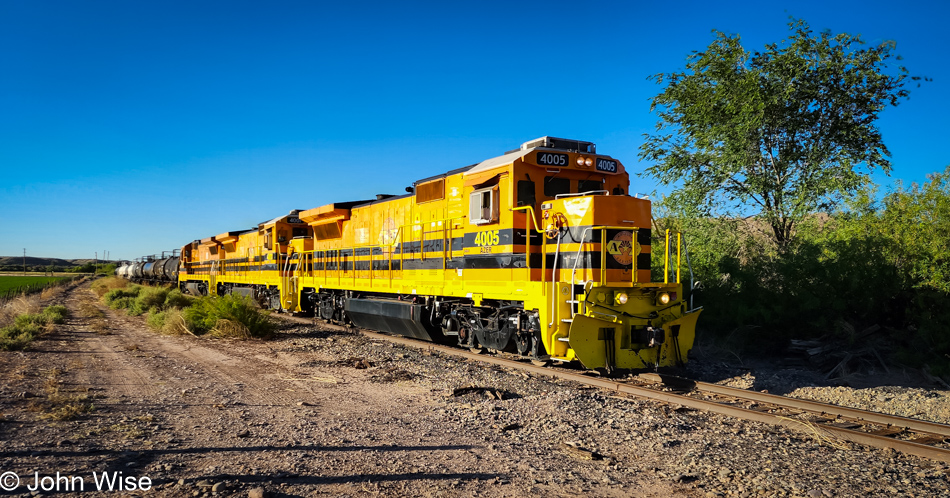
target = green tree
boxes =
[640,18,921,247]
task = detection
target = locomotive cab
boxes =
[539,191,700,370]
[498,137,701,370]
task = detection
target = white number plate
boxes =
[596,158,618,173]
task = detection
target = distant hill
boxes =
[0,256,117,272]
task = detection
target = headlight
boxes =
[584,158,593,167]
[614,292,628,305]
[657,292,671,305]
[576,156,586,166]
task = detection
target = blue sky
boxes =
[1,0,947,260]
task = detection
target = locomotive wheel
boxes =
[516,332,531,355]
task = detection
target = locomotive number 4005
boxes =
[474,230,500,246]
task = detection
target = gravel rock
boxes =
[2,283,949,497]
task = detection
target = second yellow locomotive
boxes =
[178,137,701,370]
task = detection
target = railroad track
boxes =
[288,315,950,464]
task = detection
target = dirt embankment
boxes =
[0,282,948,497]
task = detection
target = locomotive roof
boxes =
[412,139,601,187]
[463,148,535,177]
[257,209,306,228]
[351,192,414,209]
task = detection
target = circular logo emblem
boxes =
[607,231,639,266]
[379,217,399,246]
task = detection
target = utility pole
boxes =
[94,252,98,276]
[23,248,26,275]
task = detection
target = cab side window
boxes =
[517,180,536,207]
[469,186,499,225]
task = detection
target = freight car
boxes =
[115,252,179,285]
[175,137,701,370]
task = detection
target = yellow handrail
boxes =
[677,232,681,284]
[664,228,670,284]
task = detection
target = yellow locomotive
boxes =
[178,137,701,370]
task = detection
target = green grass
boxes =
[0,275,71,295]
[181,294,275,339]
[103,283,272,339]
[0,305,68,350]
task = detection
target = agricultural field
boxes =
[0,275,72,295]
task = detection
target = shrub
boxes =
[91,276,129,297]
[160,308,188,335]
[127,299,149,316]
[163,289,193,309]
[145,310,166,330]
[136,287,169,309]
[182,294,274,339]
[40,305,68,324]
[0,305,69,350]
[652,170,950,380]
[108,296,134,311]
[0,322,40,350]
[104,286,141,308]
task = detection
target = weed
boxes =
[40,286,64,300]
[0,295,41,327]
[210,318,252,339]
[182,294,274,339]
[34,368,94,421]
[137,286,169,310]
[79,302,109,334]
[43,398,95,421]
[91,276,128,297]
[0,305,68,350]
[164,289,193,309]
[78,302,105,319]
[145,310,166,330]
[110,423,146,439]
[161,309,189,335]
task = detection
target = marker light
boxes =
[584,158,594,167]
[657,292,671,305]
[615,292,628,305]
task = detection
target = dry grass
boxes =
[90,276,128,298]
[27,367,95,421]
[153,308,190,336]
[209,318,252,339]
[0,295,41,327]
[39,285,68,301]
[110,423,147,439]
[78,302,109,335]
[4,364,29,382]
[78,302,104,319]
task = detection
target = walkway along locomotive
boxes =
[173,137,701,370]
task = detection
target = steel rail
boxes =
[637,372,950,437]
[347,328,950,464]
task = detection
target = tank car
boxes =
[115,253,180,284]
